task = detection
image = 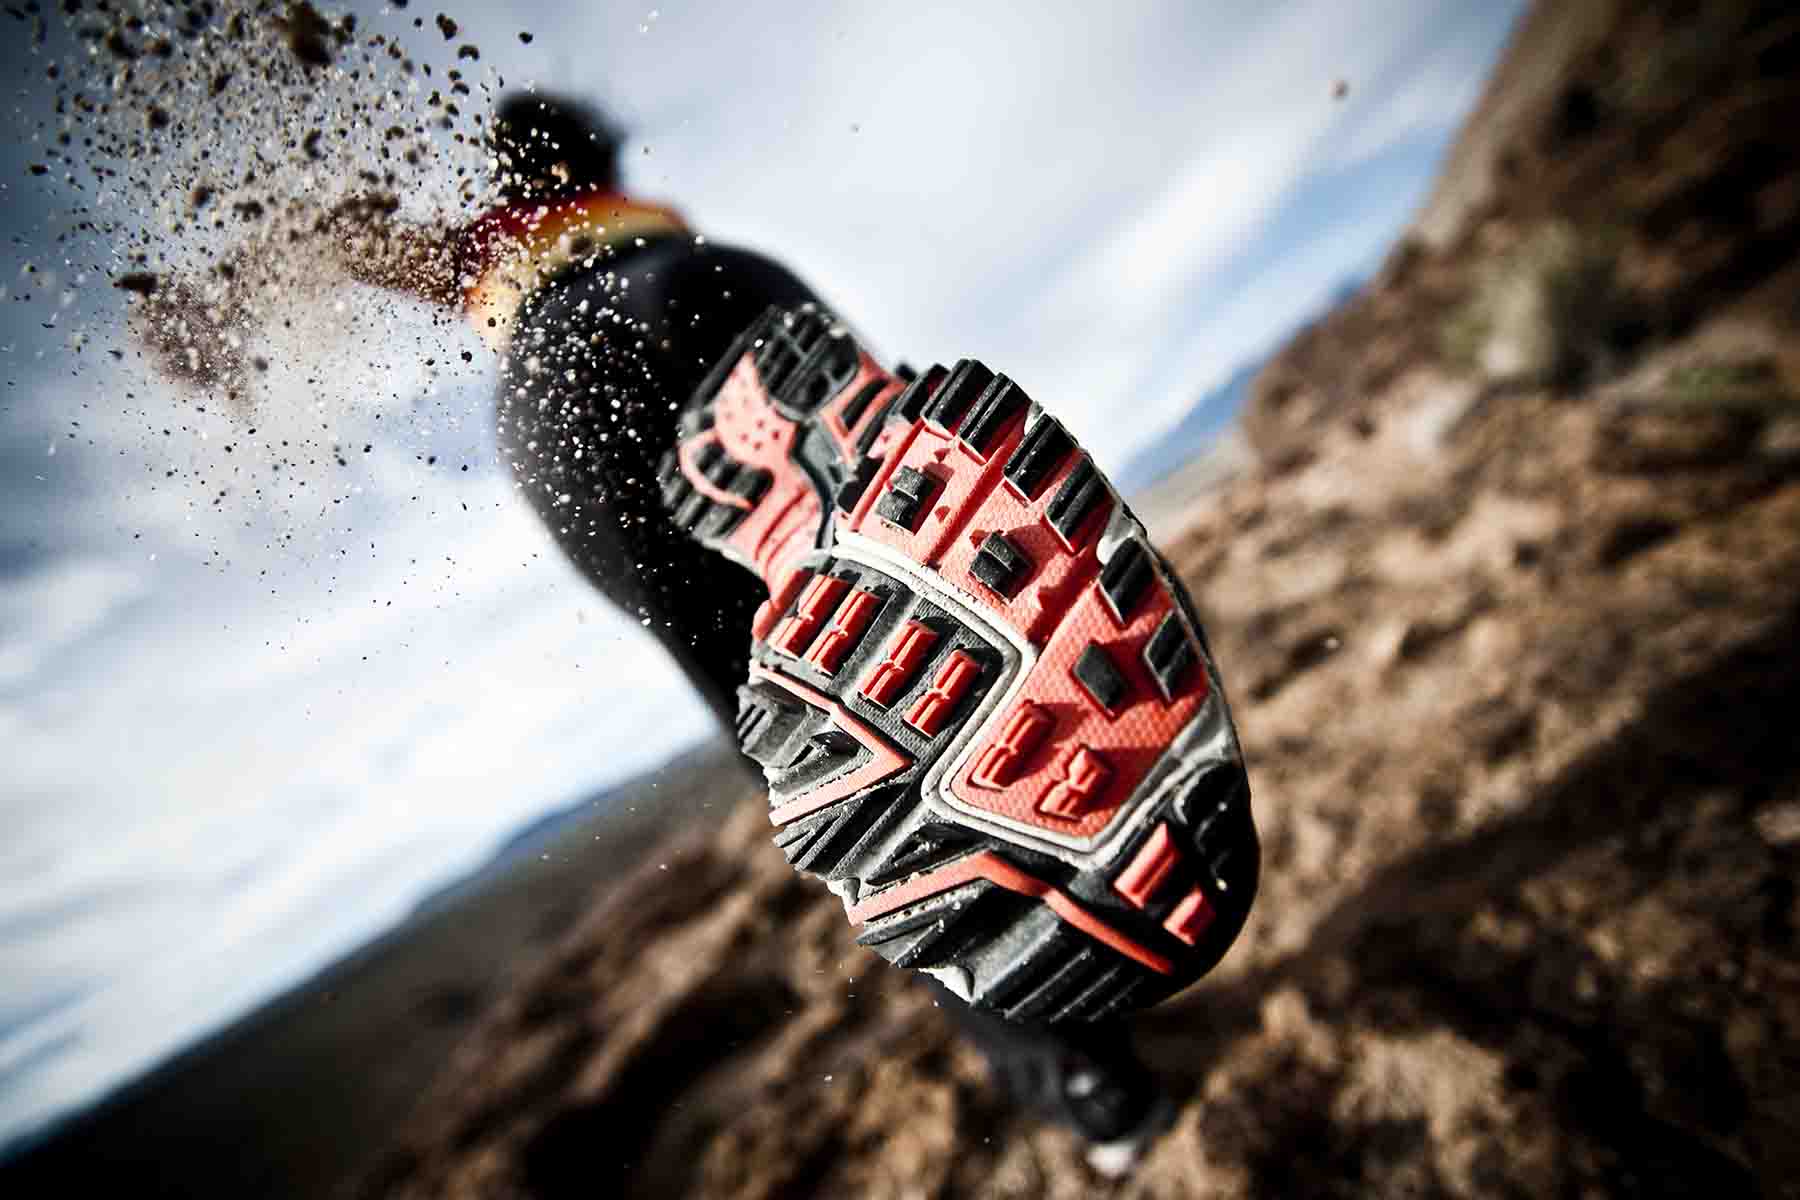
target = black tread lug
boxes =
[1045,456,1109,544]
[862,880,997,966]
[1073,642,1129,712]
[695,502,746,539]
[1003,415,1075,499]
[701,452,740,491]
[736,682,811,769]
[923,359,993,433]
[970,531,1033,598]
[1099,539,1153,623]
[673,488,710,531]
[887,364,948,427]
[1143,611,1197,701]
[774,805,844,862]
[891,887,1030,971]
[660,474,693,511]
[1050,962,1131,1024]
[856,898,974,948]
[817,786,916,882]
[752,307,826,394]
[854,404,895,459]
[788,794,890,876]
[982,921,1082,1009]
[1089,973,1151,1020]
[781,331,860,416]
[834,453,883,514]
[839,377,886,431]
[956,375,1029,457]
[694,469,765,538]
[731,467,771,507]
[863,823,984,889]
[1174,765,1245,830]
[1002,946,1099,1024]
[875,465,936,531]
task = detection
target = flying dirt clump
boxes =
[274,1,352,69]
[30,1,500,412]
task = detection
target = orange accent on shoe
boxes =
[849,409,1208,841]
[904,649,982,736]
[850,418,1077,620]
[676,430,753,509]
[771,573,849,657]
[753,566,811,642]
[712,356,798,469]
[697,354,827,587]
[803,588,882,675]
[754,667,912,826]
[1112,823,1180,908]
[951,579,1203,840]
[1163,885,1216,946]
[845,849,1174,975]
[857,622,940,707]
[459,189,688,349]
[728,479,822,586]
[1037,745,1115,821]
[969,703,1053,790]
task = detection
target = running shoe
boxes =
[656,305,1257,1020]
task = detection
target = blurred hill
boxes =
[1119,280,1363,514]
[343,2,1800,1196]
[1118,359,1261,497]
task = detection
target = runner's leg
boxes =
[494,239,1169,1150]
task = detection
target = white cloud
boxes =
[0,558,145,688]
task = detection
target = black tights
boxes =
[494,236,1159,1141]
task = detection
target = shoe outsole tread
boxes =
[655,305,1258,1019]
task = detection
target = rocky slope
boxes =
[356,2,1800,1195]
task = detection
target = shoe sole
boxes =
[656,305,1257,1020]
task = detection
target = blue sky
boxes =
[0,0,1525,1148]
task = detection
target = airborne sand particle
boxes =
[33,2,499,414]
[8,0,537,555]
[25,0,649,554]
